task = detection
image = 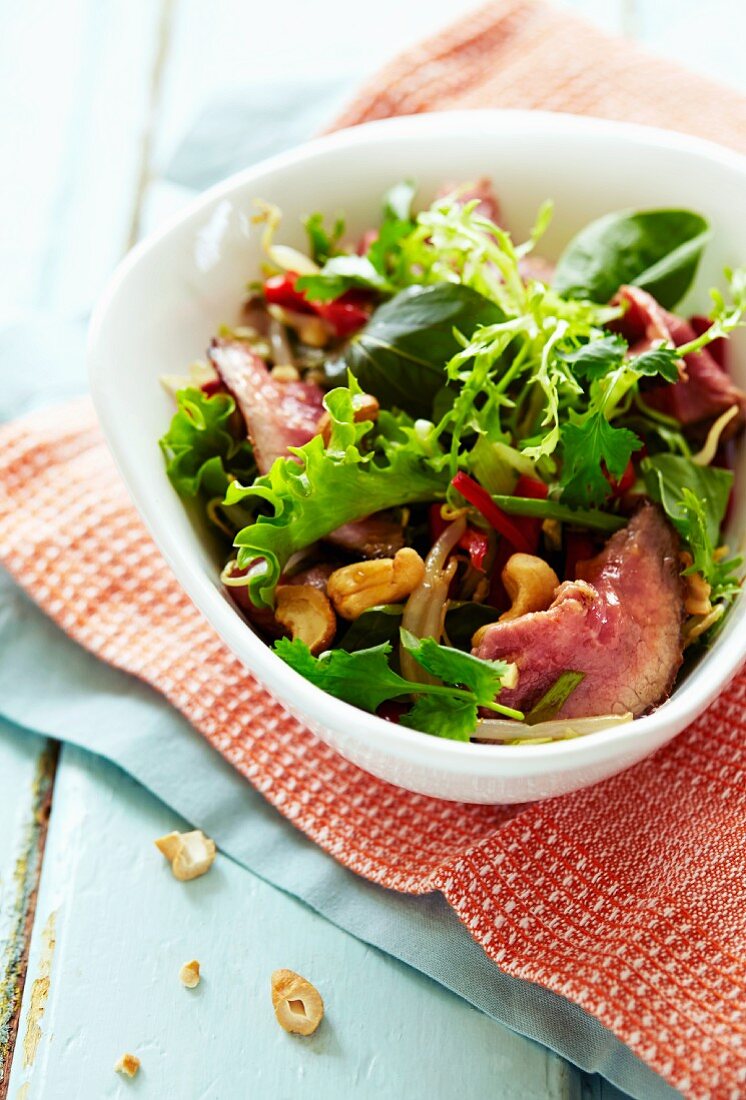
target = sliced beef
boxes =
[474,504,684,718]
[325,513,405,559]
[613,286,746,433]
[209,338,325,474]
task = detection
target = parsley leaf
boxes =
[560,412,641,506]
[274,638,414,712]
[559,335,627,381]
[399,629,511,705]
[304,211,345,265]
[274,628,522,743]
[400,694,478,741]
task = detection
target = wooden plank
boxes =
[6,747,578,1100]
[0,728,57,1100]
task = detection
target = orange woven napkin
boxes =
[2,6,746,1097]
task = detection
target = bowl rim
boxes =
[88,107,746,777]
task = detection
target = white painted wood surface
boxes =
[6,747,578,1100]
[1,0,743,1096]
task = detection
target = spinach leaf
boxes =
[445,602,500,651]
[344,283,505,418]
[641,454,732,546]
[554,209,710,308]
[338,604,404,652]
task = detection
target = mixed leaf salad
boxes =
[160,180,745,744]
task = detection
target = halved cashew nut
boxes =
[679,551,712,615]
[154,829,216,881]
[499,553,559,622]
[327,547,425,620]
[179,960,201,988]
[271,969,324,1035]
[275,585,336,654]
[318,392,380,446]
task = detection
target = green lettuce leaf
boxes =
[228,381,450,608]
[159,387,255,497]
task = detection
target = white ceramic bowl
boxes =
[89,110,746,804]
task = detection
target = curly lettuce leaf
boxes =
[227,381,450,608]
[159,387,255,497]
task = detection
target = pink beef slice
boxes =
[613,286,746,432]
[325,513,405,559]
[474,505,684,718]
[209,338,325,474]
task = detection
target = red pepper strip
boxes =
[316,291,372,338]
[511,474,549,551]
[263,273,316,314]
[605,458,636,498]
[264,275,371,338]
[451,472,533,555]
[428,504,490,572]
[459,527,490,572]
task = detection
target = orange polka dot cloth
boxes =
[2,6,746,1097]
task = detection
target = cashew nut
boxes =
[275,584,336,654]
[154,829,216,881]
[179,960,201,988]
[318,391,380,446]
[114,1054,141,1078]
[327,547,425,620]
[679,552,712,616]
[499,554,559,621]
[271,969,324,1036]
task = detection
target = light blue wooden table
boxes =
[1,2,743,1097]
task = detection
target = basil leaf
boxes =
[338,604,404,652]
[554,209,710,308]
[641,454,732,545]
[344,283,505,418]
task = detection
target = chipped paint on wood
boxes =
[21,912,56,1070]
[0,745,57,1099]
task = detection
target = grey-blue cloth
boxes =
[0,84,678,1100]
